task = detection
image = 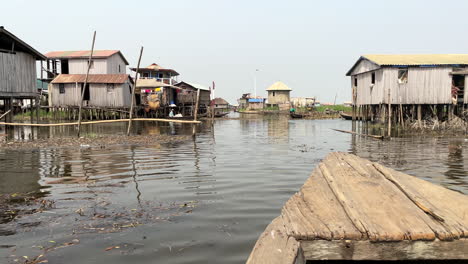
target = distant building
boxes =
[0,26,46,120]
[343,101,352,107]
[212,97,229,114]
[346,54,468,120]
[46,50,132,108]
[238,93,265,110]
[128,63,182,112]
[266,81,292,110]
[130,63,179,85]
[174,81,211,107]
[291,97,316,108]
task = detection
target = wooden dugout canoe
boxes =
[246,152,468,263]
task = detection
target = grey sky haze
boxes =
[3,0,468,104]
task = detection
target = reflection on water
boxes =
[0,117,467,264]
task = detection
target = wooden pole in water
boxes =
[194,88,200,121]
[0,109,11,120]
[127,46,144,136]
[77,31,96,137]
[387,88,391,137]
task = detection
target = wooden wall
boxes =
[353,67,453,105]
[0,51,37,98]
[106,53,127,74]
[50,81,132,107]
[68,58,107,74]
[349,59,380,76]
[177,88,210,106]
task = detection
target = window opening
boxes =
[398,69,408,84]
[107,83,114,93]
[59,83,65,94]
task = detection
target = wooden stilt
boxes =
[77,31,96,137]
[127,46,144,136]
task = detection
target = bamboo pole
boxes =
[0,109,11,120]
[77,31,96,137]
[332,129,384,140]
[387,88,391,137]
[127,46,144,136]
[193,88,201,121]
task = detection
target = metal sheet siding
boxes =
[68,58,108,74]
[354,67,452,105]
[106,53,127,74]
[0,51,36,97]
[50,81,132,107]
[349,59,380,76]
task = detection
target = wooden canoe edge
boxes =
[300,239,468,261]
[246,217,300,264]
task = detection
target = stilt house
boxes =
[46,50,133,108]
[0,26,46,120]
[346,54,468,120]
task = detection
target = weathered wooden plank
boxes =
[373,162,468,239]
[246,217,300,264]
[318,152,440,241]
[341,154,456,241]
[301,239,468,261]
[282,167,362,241]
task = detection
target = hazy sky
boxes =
[3,0,468,104]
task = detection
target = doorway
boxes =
[81,83,90,101]
[452,75,464,104]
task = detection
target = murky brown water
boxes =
[0,115,467,263]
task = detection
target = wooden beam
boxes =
[127,46,144,136]
[0,109,11,120]
[77,31,96,137]
[300,239,468,261]
[332,128,384,140]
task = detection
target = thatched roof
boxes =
[212,97,228,105]
[266,81,292,91]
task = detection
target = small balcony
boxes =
[138,77,176,85]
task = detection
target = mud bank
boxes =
[0,134,190,151]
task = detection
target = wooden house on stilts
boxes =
[0,26,46,122]
[347,54,468,122]
[46,50,134,109]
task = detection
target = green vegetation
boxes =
[13,110,68,120]
[314,105,352,113]
[263,106,279,111]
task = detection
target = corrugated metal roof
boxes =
[45,50,129,65]
[0,26,46,60]
[51,74,130,84]
[175,81,210,91]
[266,81,292,91]
[363,54,468,66]
[130,63,179,76]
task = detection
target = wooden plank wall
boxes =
[0,51,36,97]
[50,81,132,107]
[106,53,127,74]
[349,59,380,76]
[68,58,107,74]
[354,67,453,105]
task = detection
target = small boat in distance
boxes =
[340,112,369,121]
[290,112,304,118]
[214,112,229,118]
